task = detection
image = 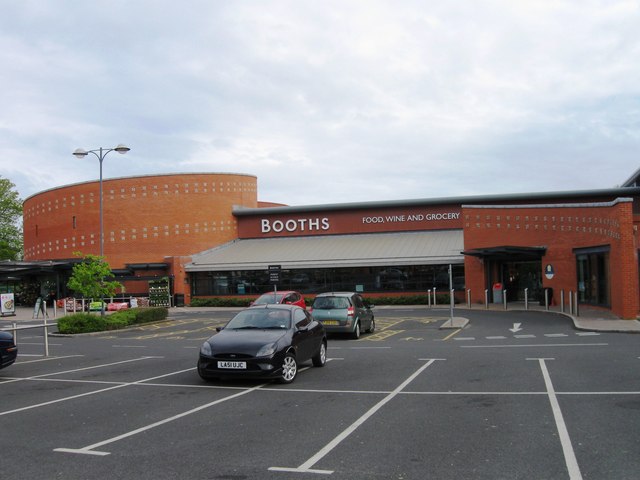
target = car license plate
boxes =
[322,320,339,325]
[218,361,246,369]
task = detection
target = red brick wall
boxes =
[463,199,639,319]
[23,173,258,270]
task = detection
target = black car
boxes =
[0,331,18,369]
[198,304,327,384]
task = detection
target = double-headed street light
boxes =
[72,144,130,257]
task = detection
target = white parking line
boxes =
[269,358,443,475]
[532,358,583,480]
[0,357,169,416]
[55,381,266,456]
[461,343,608,348]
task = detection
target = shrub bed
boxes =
[57,307,169,334]
[190,297,253,307]
[189,294,456,308]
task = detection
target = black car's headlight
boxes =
[255,342,277,358]
[200,341,213,356]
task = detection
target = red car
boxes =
[252,290,307,309]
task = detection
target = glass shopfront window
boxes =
[575,247,610,307]
[190,264,465,297]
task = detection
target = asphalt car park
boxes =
[1,307,639,479]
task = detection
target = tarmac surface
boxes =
[2,301,639,333]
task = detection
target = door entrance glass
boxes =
[501,261,542,301]
[576,252,610,306]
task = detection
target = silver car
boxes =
[310,292,375,339]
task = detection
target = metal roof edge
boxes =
[461,197,634,209]
[621,166,640,187]
[236,187,640,216]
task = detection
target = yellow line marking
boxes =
[442,329,463,341]
[365,330,406,341]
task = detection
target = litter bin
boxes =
[174,294,185,307]
[539,287,553,306]
[492,283,503,303]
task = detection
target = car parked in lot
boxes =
[198,304,327,384]
[310,292,375,339]
[251,290,307,309]
[0,331,18,369]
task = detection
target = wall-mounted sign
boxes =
[361,212,461,224]
[261,218,330,234]
[544,264,555,280]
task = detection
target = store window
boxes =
[575,246,610,307]
[190,264,465,297]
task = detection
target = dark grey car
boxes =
[310,292,375,339]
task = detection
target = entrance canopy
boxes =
[0,260,74,280]
[187,230,464,272]
[462,245,547,261]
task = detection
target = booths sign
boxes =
[261,218,330,233]
[260,211,460,234]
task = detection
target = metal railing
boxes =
[2,319,57,357]
[427,287,581,316]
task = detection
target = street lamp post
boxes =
[72,145,130,257]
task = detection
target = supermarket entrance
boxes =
[463,245,546,303]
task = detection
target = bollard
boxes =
[575,294,580,317]
[544,288,549,311]
[569,291,573,315]
[432,287,437,307]
[12,321,18,344]
[503,289,507,310]
[43,316,49,357]
[524,288,529,310]
[560,290,565,313]
[467,289,471,309]
[427,289,431,308]
[484,289,489,309]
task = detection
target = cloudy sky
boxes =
[1,0,639,207]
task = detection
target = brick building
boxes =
[16,171,640,319]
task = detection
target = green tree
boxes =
[67,253,124,314]
[0,176,23,260]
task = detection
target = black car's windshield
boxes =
[226,309,291,329]
[312,297,350,309]
[253,293,285,305]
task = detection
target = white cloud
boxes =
[1,0,638,206]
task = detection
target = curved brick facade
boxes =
[23,173,258,268]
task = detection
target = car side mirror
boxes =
[216,326,224,332]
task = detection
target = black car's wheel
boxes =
[312,341,327,367]
[351,321,361,339]
[366,317,376,333]
[279,353,298,383]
